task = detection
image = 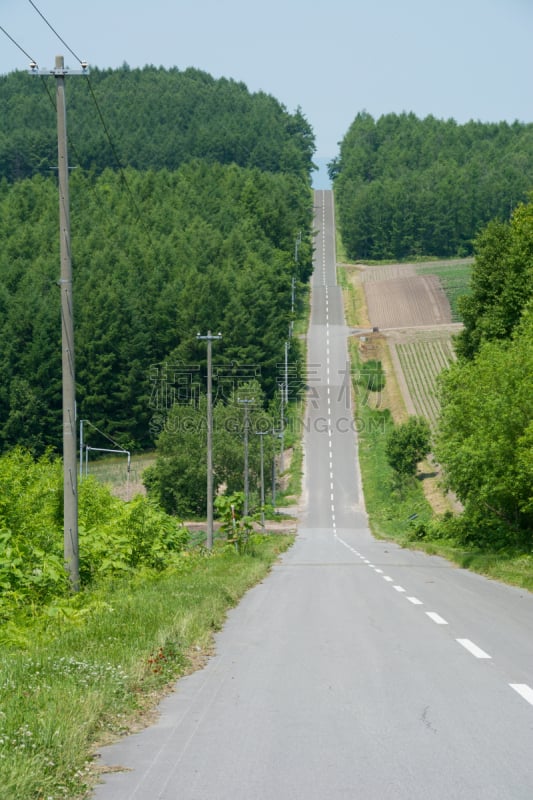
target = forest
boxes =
[0,67,315,456]
[332,111,533,260]
[0,65,314,181]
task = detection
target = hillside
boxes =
[333,112,533,260]
[0,67,315,454]
[0,65,314,181]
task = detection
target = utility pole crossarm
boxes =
[29,61,89,76]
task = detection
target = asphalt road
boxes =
[93,189,533,799]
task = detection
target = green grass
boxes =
[407,540,533,592]
[335,223,349,263]
[415,260,473,321]
[350,340,435,541]
[81,453,156,501]
[292,284,311,337]
[0,535,294,799]
[337,265,363,328]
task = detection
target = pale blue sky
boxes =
[2,0,533,183]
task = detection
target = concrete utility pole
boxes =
[284,340,289,406]
[237,398,254,516]
[272,429,284,506]
[256,431,267,527]
[31,56,89,591]
[279,382,285,474]
[197,332,222,549]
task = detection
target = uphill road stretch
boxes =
[93,189,533,800]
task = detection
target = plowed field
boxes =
[359,263,464,424]
[363,273,452,329]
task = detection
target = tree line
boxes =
[435,197,533,549]
[0,65,315,182]
[332,112,533,260]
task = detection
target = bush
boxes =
[358,359,386,392]
[0,450,190,621]
[385,416,431,478]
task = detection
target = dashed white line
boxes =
[426,612,448,625]
[456,639,491,659]
[393,585,406,593]
[510,684,533,706]
[406,596,423,605]
[383,576,394,583]
[374,568,384,574]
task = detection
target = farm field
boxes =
[388,330,458,425]
[415,260,473,321]
[363,273,451,328]
[358,259,469,424]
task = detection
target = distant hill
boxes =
[333,111,533,260]
[0,65,315,182]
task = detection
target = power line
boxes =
[28,0,154,243]
[27,0,83,65]
[5,4,155,248]
[0,24,37,64]
[83,74,155,245]
[25,0,126,175]
[23,0,155,245]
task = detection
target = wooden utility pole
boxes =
[31,56,89,590]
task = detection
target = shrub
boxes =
[385,416,431,478]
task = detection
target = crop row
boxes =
[394,337,456,425]
[415,263,473,321]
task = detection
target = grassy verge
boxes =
[409,541,533,592]
[341,266,533,593]
[0,535,294,799]
[350,338,434,541]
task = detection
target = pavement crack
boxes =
[421,705,437,734]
